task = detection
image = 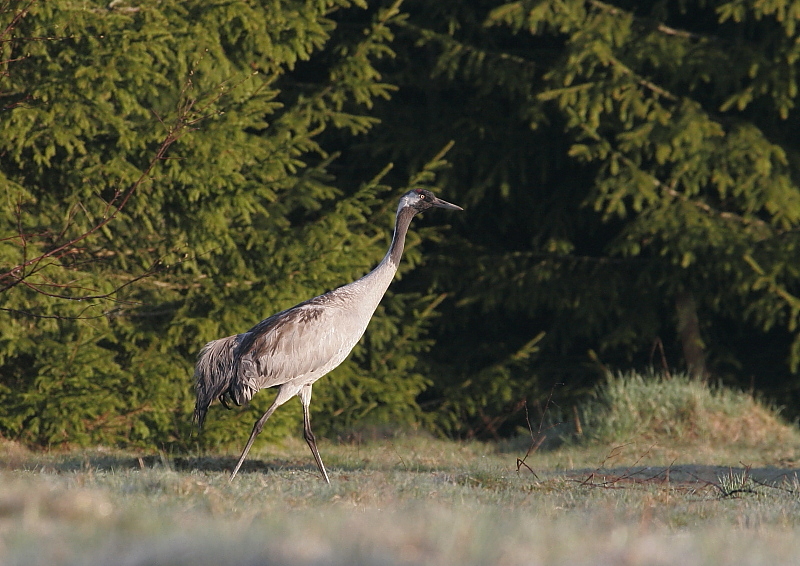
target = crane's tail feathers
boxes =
[193,334,242,427]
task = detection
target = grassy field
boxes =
[4,375,800,565]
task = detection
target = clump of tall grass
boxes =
[579,370,799,445]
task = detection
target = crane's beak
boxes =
[431,196,463,211]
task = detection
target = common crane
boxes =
[193,188,462,483]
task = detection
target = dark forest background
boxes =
[4,0,800,450]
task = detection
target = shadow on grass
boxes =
[0,451,334,477]
[561,464,800,489]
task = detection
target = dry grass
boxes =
[3,430,800,566]
[3,375,800,565]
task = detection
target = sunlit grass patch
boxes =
[5,463,800,565]
[579,370,800,447]
[5,371,800,564]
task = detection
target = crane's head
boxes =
[398,189,463,215]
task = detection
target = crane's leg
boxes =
[299,383,330,484]
[229,388,291,482]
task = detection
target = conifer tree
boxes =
[360,0,800,434]
[9,0,800,445]
[0,0,447,448]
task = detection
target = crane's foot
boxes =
[319,467,331,485]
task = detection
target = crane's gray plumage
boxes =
[193,188,462,483]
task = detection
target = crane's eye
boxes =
[419,194,426,199]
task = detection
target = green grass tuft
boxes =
[579,370,800,447]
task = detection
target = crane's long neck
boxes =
[351,207,416,300]
[386,207,416,267]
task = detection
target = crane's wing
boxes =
[228,294,360,405]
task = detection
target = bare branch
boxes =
[0,111,187,296]
[587,0,702,41]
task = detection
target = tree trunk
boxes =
[676,290,708,381]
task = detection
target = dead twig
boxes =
[515,384,564,479]
[0,52,244,315]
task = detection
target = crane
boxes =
[193,188,462,483]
